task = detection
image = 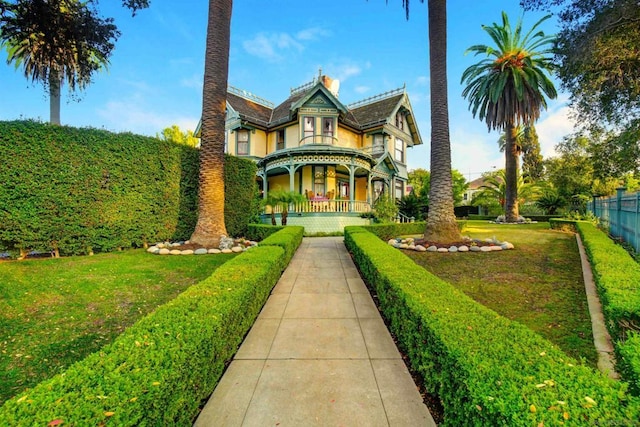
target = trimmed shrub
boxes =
[360,222,426,241]
[246,224,284,242]
[224,155,260,237]
[0,226,303,425]
[549,218,578,232]
[259,226,304,265]
[619,333,640,396]
[344,228,640,425]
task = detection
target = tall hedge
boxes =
[224,154,259,237]
[0,121,260,256]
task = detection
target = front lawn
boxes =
[0,250,235,404]
[403,221,598,367]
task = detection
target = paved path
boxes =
[195,237,435,426]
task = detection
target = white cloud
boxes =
[296,27,331,41]
[415,76,429,86]
[536,104,576,159]
[450,126,503,180]
[180,73,203,91]
[354,85,370,94]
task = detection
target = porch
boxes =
[265,199,371,214]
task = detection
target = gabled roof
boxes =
[289,82,348,114]
[226,92,272,126]
[350,93,404,129]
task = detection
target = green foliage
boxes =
[408,168,430,198]
[349,222,426,242]
[619,332,640,395]
[535,188,567,215]
[245,224,284,242]
[224,154,260,237]
[259,226,304,265]
[451,169,469,206]
[372,196,399,223]
[0,120,199,255]
[397,191,426,221]
[344,227,640,425]
[575,221,640,393]
[0,227,302,425]
[157,125,199,148]
[472,169,539,213]
[263,190,305,226]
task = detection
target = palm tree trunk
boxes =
[504,123,520,222]
[424,0,461,242]
[49,72,61,125]
[189,0,232,247]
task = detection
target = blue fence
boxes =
[589,188,640,252]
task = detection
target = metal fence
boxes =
[589,188,640,252]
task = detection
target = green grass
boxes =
[403,221,598,367]
[0,250,235,404]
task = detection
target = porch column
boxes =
[258,169,267,199]
[367,173,372,204]
[349,164,355,212]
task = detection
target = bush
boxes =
[344,227,640,425]
[245,224,284,241]
[354,222,426,241]
[259,226,304,265]
[224,155,260,237]
[0,227,303,425]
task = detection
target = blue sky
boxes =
[0,0,572,181]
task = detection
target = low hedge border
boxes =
[0,227,302,425]
[571,221,640,395]
[344,226,639,425]
[359,222,426,241]
[258,226,304,265]
[245,223,284,242]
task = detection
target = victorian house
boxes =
[207,73,423,230]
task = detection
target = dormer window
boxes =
[322,118,334,143]
[237,129,249,155]
[373,134,384,155]
[303,117,315,141]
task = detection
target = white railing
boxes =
[266,200,371,214]
[299,134,339,146]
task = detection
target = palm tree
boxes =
[397,0,461,242]
[189,0,232,247]
[0,0,119,124]
[263,190,305,226]
[461,11,557,222]
[497,124,543,182]
[474,169,539,210]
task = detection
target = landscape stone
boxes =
[158,248,170,255]
[491,246,503,251]
[231,246,243,253]
[408,244,416,250]
[221,248,233,254]
[388,239,396,245]
[194,248,208,255]
[470,246,481,252]
[448,246,458,252]
[501,242,514,250]
[169,249,182,255]
[180,249,194,255]
[208,248,221,254]
[427,245,438,252]
[415,245,427,252]
[147,246,158,253]
[437,248,449,253]
[399,243,409,249]
[480,246,492,252]
[458,246,469,252]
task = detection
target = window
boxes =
[373,180,384,201]
[303,117,315,141]
[395,111,405,131]
[373,134,384,155]
[314,166,325,196]
[322,118,334,144]
[395,138,404,162]
[237,129,249,155]
[395,180,404,200]
[338,180,349,199]
[276,129,285,150]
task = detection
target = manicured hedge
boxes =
[245,224,284,242]
[0,121,260,256]
[259,226,304,265]
[344,226,640,425]
[224,155,260,237]
[574,221,640,394]
[0,227,302,425]
[360,222,426,241]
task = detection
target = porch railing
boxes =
[299,134,339,146]
[266,200,371,214]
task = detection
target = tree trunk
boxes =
[504,123,520,222]
[281,208,288,226]
[270,211,276,226]
[189,0,232,247]
[49,72,61,125]
[424,0,461,243]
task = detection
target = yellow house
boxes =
[201,73,423,231]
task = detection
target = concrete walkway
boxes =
[194,237,435,426]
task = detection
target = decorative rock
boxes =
[231,246,243,253]
[208,248,221,254]
[169,249,182,255]
[480,246,492,252]
[448,246,458,252]
[221,248,233,254]
[470,246,481,252]
[458,245,469,252]
[501,242,514,250]
[219,235,235,250]
[399,243,409,249]
[415,245,427,252]
[437,248,449,253]
[491,245,503,251]
[156,243,166,249]
[427,245,438,252]
[408,244,416,250]
[194,248,208,255]
[158,248,170,255]
[147,246,158,253]
[180,249,194,255]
